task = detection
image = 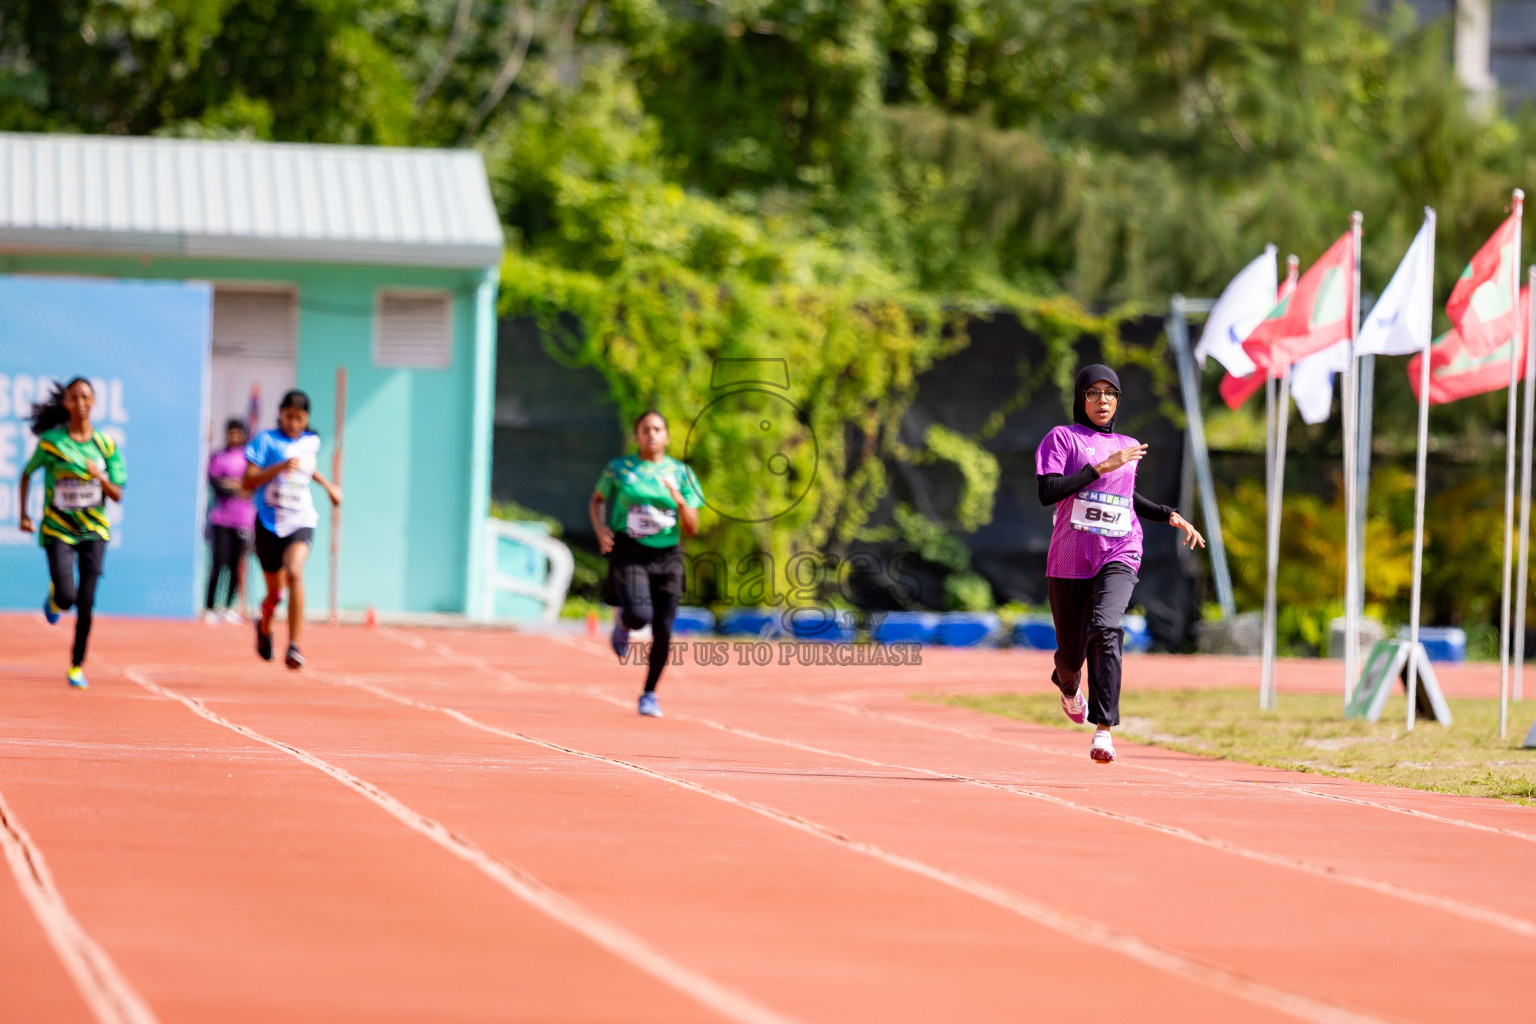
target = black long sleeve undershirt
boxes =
[1037,471,1176,524]
[1037,466,1099,506]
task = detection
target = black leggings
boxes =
[608,537,683,693]
[1048,561,1138,727]
[45,538,106,668]
[205,525,247,611]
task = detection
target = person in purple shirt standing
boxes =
[1036,364,1206,763]
[205,419,256,624]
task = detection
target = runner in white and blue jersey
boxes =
[242,390,342,670]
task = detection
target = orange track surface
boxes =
[3,612,1534,1023]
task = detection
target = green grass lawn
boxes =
[934,689,1536,805]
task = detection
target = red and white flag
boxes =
[1196,246,1278,376]
[1409,284,1530,405]
[1243,230,1355,374]
[1219,259,1300,409]
[1446,210,1521,357]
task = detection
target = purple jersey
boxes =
[207,446,255,531]
[1036,424,1143,579]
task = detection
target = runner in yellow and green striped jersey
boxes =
[18,377,127,689]
[22,426,126,545]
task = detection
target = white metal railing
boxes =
[483,519,574,623]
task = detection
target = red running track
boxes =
[2,613,1534,1023]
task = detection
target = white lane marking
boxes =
[610,700,1536,942]
[521,629,1536,847]
[328,660,1396,1024]
[1277,784,1536,845]
[389,628,1536,847]
[0,786,159,1024]
[812,696,1536,846]
[121,668,797,1024]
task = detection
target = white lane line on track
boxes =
[813,696,1536,846]
[120,668,797,1024]
[0,786,159,1024]
[389,627,1536,850]
[591,697,1536,943]
[337,654,1399,1024]
[538,630,1536,846]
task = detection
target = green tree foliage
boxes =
[0,0,415,141]
[4,0,1532,616]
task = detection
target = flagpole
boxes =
[1515,262,1536,704]
[1500,189,1524,740]
[1265,373,1275,505]
[1407,208,1437,732]
[1343,211,1364,705]
[1265,255,1299,508]
[1260,366,1291,711]
[1258,256,1296,710]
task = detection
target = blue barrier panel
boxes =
[872,611,940,645]
[937,612,1001,647]
[0,276,211,618]
[1121,613,1152,654]
[787,608,855,643]
[719,608,784,638]
[1014,617,1058,651]
[1013,615,1148,652]
[673,606,716,635]
[1398,626,1466,664]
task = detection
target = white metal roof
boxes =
[0,132,504,269]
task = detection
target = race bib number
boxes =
[626,504,677,537]
[266,473,310,511]
[54,477,103,510]
[1069,490,1132,538]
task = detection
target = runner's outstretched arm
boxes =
[17,471,33,532]
[311,469,342,506]
[589,492,613,553]
[244,458,298,490]
[663,480,699,537]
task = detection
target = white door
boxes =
[208,288,297,443]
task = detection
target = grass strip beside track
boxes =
[935,690,1536,805]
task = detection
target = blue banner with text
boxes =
[0,275,211,618]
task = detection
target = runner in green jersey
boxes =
[590,410,704,717]
[18,378,127,689]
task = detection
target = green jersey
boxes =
[21,427,127,546]
[594,454,705,549]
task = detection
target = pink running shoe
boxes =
[1054,671,1088,724]
[1089,729,1116,763]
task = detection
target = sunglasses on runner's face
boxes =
[1085,389,1121,403]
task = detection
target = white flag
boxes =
[1355,212,1436,357]
[1290,339,1348,425]
[1195,245,1278,376]
[1287,212,1437,427]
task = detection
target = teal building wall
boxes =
[0,253,498,616]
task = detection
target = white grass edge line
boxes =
[655,705,1536,942]
[122,668,797,1024]
[812,697,1536,846]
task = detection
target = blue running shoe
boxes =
[43,586,60,626]
[637,692,661,718]
[611,616,629,660]
[67,667,88,689]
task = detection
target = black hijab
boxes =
[1073,364,1121,434]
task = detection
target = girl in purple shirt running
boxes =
[1035,364,1205,762]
